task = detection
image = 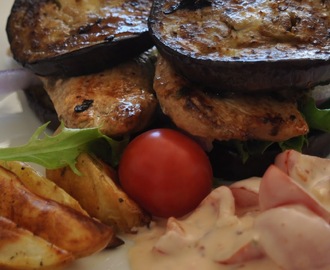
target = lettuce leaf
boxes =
[233,135,307,164]
[0,122,127,174]
[300,97,330,132]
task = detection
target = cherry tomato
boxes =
[118,128,213,218]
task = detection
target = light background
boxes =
[0,2,131,269]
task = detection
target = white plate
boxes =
[0,2,130,269]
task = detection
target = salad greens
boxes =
[0,122,127,174]
[300,97,330,133]
[231,135,307,164]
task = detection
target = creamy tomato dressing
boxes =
[129,225,280,270]
[127,150,330,270]
[128,188,280,270]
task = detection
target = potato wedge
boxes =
[0,160,87,216]
[0,216,73,270]
[0,166,114,258]
[46,153,150,233]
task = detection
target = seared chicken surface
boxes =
[154,56,309,142]
[41,53,157,137]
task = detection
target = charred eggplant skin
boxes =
[149,0,330,92]
[6,0,154,77]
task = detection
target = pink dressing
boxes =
[128,150,330,270]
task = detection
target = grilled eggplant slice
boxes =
[6,0,153,77]
[149,0,330,92]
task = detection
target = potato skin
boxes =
[0,166,114,258]
[0,160,88,215]
[0,216,74,270]
[46,153,150,233]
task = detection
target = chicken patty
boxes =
[41,52,157,138]
[153,56,309,142]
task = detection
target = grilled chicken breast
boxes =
[154,56,309,142]
[41,52,157,138]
